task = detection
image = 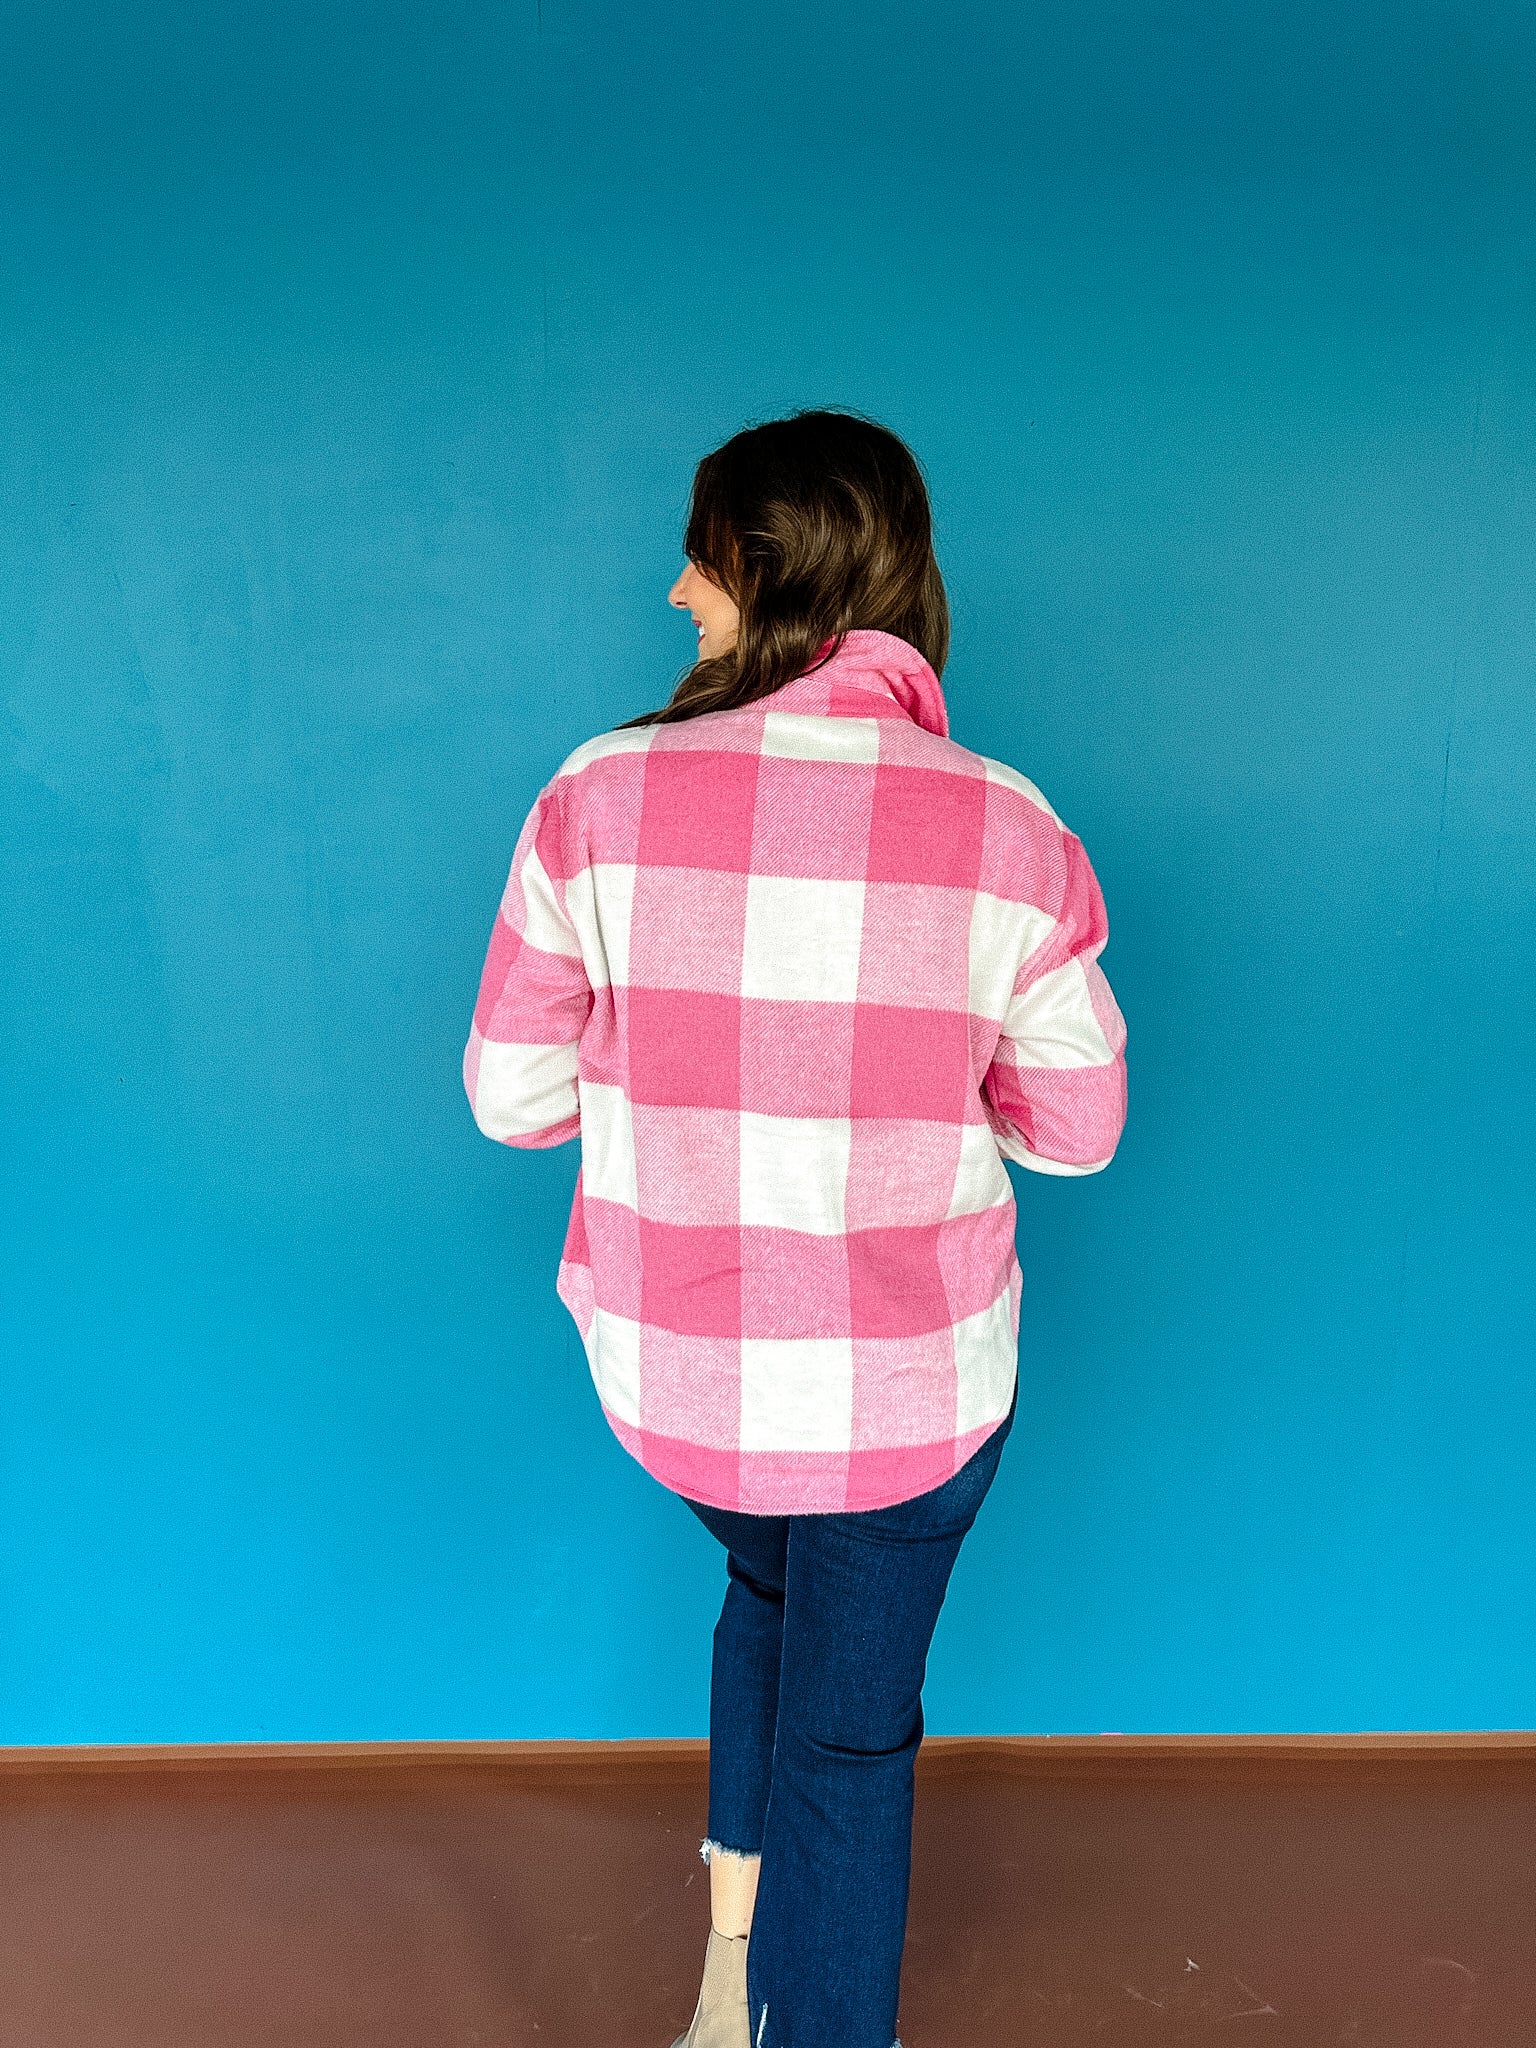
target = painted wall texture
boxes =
[2,1,1532,1741]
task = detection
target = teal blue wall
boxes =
[3,3,1532,1741]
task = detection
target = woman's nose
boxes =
[668,570,689,608]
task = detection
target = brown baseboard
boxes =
[3,1727,1532,1778]
[4,1730,1532,2044]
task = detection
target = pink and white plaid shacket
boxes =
[465,628,1126,1515]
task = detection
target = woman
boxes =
[464,409,1127,2048]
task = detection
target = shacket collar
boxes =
[765,628,951,739]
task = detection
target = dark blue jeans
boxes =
[681,1379,1017,2048]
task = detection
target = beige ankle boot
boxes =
[670,1925,751,2048]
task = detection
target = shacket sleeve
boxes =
[463,777,593,1148]
[983,824,1127,1175]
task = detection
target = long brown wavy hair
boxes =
[617,408,949,729]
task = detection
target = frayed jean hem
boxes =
[699,1835,763,1864]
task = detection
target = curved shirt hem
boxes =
[593,1387,1019,1518]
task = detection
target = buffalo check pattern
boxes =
[465,630,1127,1514]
